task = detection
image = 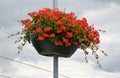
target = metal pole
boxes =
[54,55,58,78]
[53,0,57,9]
[53,0,58,78]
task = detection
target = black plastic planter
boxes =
[30,34,78,57]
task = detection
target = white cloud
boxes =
[101,33,120,44]
[1,59,119,78]
[59,59,120,78]
[80,2,120,25]
[0,0,120,78]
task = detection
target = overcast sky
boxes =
[0,0,120,78]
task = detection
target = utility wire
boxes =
[0,30,13,36]
[0,74,10,78]
[0,55,70,78]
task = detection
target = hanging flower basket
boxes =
[9,8,107,66]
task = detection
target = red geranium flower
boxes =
[66,32,73,38]
[62,37,69,43]
[50,33,55,38]
[56,21,62,26]
[43,27,52,32]
[60,26,66,32]
[38,36,45,41]
[42,33,49,38]
[36,28,42,33]
[21,19,30,24]
[74,42,79,46]
[57,29,62,33]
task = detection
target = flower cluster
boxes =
[21,8,100,47]
[9,8,107,67]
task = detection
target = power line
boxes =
[0,55,70,78]
[0,30,11,36]
[0,74,10,78]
